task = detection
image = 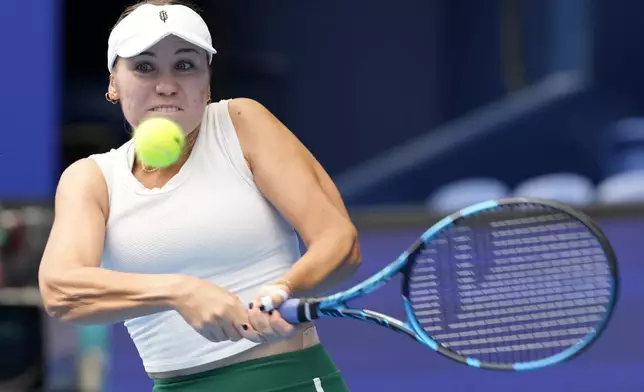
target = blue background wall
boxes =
[0,0,60,199]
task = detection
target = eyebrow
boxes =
[138,48,202,57]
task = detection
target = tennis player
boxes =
[38,1,361,391]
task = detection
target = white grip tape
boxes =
[260,288,290,312]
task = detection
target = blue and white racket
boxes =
[279,198,619,371]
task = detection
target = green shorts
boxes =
[152,344,350,392]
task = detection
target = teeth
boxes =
[153,107,179,112]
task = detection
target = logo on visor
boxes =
[159,10,168,23]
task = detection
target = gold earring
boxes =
[206,91,211,104]
[105,92,119,104]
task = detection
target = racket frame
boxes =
[283,198,620,371]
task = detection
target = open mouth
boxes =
[150,105,183,113]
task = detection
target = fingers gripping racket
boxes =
[279,198,619,371]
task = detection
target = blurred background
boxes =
[2,0,644,390]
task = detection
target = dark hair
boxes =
[115,0,203,27]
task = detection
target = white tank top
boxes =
[89,99,301,373]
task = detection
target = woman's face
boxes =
[109,35,210,134]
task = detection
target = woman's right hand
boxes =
[173,277,262,344]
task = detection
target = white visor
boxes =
[107,4,217,72]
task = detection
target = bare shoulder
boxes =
[227,97,298,145]
[227,97,267,120]
[56,158,109,219]
[227,97,274,134]
[39,158,110,275]
[226,98,288,169]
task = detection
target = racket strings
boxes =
[407,203,613,366]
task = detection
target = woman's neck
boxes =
[133,128,199,177]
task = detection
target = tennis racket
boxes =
[279,198,619,371]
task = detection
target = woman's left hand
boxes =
[248,282,297,343]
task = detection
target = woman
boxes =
[38,1,361,391]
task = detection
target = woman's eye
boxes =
[135,63,154,73]
[176,61,194,71]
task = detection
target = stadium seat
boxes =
[596,170,644,204]
[425,178,510,213]
[512,173,595,206]
[611,118,644,144]
[610,148,644,174]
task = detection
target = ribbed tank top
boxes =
[89,99,301,373]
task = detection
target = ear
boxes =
[107,75,120,102]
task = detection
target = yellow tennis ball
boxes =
[133,117,185,168]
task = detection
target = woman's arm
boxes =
[230,98,362,296]
[38,159,186,324]
[300,143,362,295]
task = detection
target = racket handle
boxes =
[278,298,306,324]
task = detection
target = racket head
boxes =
[400,198,619,371]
